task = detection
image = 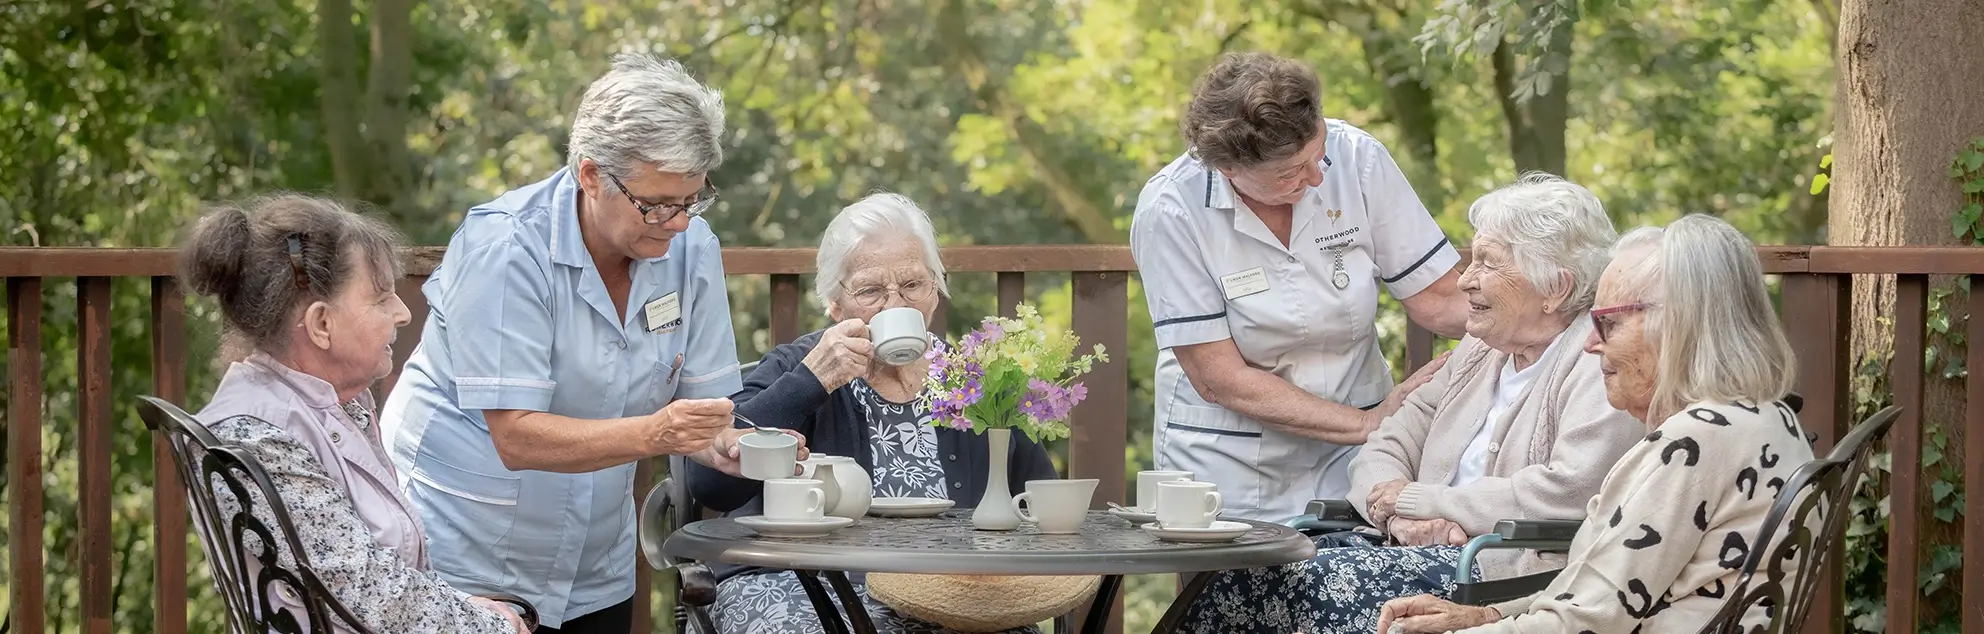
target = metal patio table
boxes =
[660,510,1316,634]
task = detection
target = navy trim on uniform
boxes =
[1204,171,1215,208]
[1152,312,1228,328]
[1383,237,1452,284]
[1358,400,1384,411]
[1165,423,1263,438]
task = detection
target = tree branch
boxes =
[936,0,1125,243]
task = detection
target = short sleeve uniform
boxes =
[379,167,742,628]
[1130,119,1458,521]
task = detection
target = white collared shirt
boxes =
[1452,330,1570,487]
[1132,119,1459,518]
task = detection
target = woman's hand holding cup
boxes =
[802,319,874,391]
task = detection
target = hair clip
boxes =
[286,234,310,291]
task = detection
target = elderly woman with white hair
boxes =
[688,193,1058,634]
[381,54,792,634]
[1180,174,1644,634]
[1375,214,1811,633]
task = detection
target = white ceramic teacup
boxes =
[1155,480,1223,529]
[738,430,799,481]
[1011,479,1100,534]
[763,478,827,522]
[869,307,930,366]
[1135,470,1193,512]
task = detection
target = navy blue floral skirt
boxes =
[1178,531,1478,634]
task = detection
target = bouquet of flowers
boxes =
[921,303,1109,443]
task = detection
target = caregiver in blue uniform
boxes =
[381,54,790,633]
[1131,52,1470,523]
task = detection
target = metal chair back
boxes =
[1697,405,1899,634]
[139,395,375,634]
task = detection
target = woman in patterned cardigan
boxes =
[182,196,527,633]
[1377,214,1812,633]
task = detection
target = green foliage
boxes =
[1948,138,1984,244]
[1,0,1842,631]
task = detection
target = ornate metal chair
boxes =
[640,454,723,634]
[1694,405,1897,633]
[139,395,538,633]
[1444,403,1895,634]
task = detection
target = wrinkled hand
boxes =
[1364,351,1451,435]
[802,319,874,391]
[466,596,529,634]
[1388,517,1468,547]
[696,427,811,477]
[646,398,735,456]
[1375,594,1500,634]
[1367,479,1410,526]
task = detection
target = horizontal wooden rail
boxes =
[13,245,1984,278]
[7,244,1984,634]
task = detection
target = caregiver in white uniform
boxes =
[1131,52,1469,523]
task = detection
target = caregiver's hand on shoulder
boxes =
[1375,594,1499,634]
[646,398,734,456]
[696,427,811,477]
[803,319,874,392]
[1365,351,1450,431]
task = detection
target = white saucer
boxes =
[1107,506,1158,524]
[736,515,855,538]
[1141,520,1252,543]
[868,497,956,518]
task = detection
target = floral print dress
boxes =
[712,381,1039,634]
[206,403,515,633]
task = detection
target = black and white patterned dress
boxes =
[206,402,515,633]
[712,382,1038,634]
[1455,399,1814,632]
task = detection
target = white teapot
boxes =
[799,455,873,519]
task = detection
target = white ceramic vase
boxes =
[973,428,1023,531]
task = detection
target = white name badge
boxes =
[1220,267,1270,300]
[644,292,682,333]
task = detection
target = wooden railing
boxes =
[3,244,1983,634]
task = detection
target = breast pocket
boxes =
[404,453,521,586]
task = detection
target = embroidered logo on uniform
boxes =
[1326,208,1343,225]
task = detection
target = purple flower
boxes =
[1022,379,1076,422]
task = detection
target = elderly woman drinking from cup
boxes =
[181,196,528,633]
[1180,174,1644,634]
[1375,214,1811,633]
[688,193,1060,634]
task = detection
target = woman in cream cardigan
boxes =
[1180,174,1643,634]
[1376,215,1811,633]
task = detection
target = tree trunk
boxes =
[317,0,362,199]
[1491,34,1570,178]
[363,0,415,223]
[1831,0,1984,628]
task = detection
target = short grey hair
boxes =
[1611,214,1796,420]
[1466,172,1617,315]
[566,53,727,178]
[814,193,951,310]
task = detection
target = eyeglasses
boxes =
[1590,302,1657,343]
[842,278,937,308]
[604,172,719,225]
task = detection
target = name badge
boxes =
[1220,267,1270,300]
[644,292,682,333]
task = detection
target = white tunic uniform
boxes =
[1131,119,1460,522]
